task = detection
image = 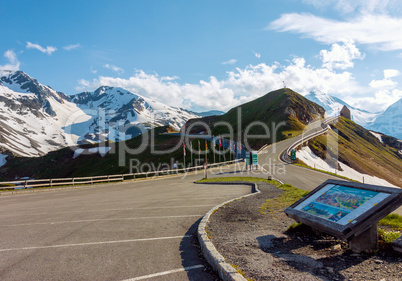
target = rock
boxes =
[374,259,384,264]
[331,244,342,252]
[326,267,334,274]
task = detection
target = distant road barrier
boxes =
[280,116,340,163]
[0,159,241,190]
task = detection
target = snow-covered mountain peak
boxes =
[0,74,201,158]
[368,98,402,139]
[69,86,200,143]
[305,90,378,126]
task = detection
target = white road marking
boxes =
[2,215,202,227]
[0,235,191,252]
[0,205,216,217]
[122,265,205,281]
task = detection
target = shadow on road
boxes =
[179,218,220,281]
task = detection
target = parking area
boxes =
[0,167,251,281]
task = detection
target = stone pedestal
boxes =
[392,236,402,253]
[349,225,378,253]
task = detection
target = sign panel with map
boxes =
[294,184,390,226]
[285,179,402,239]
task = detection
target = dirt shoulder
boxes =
[206,182,402,281]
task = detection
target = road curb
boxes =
[196,182,260,281]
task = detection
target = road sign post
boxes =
[290,149,296,162]
[252,151,258,170]
[245,151,251,170]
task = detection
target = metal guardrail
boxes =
[280,116,340,163]
[0,159,241,190]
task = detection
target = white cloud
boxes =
[76,58,363,112]
[63,43,81,51]
[26,42,57,55]
[103,64,124,74]
[348,89,402,112]
[269,13,402,51]
[319,40,365,70]
[90,66,98,74]
[0,50,20,73]
[369,69,400,88]
[253,51,261,59]
[222,59,237,65]
[384,69,400,79]
[303,0,401,14]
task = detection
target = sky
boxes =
[1,0,402,113]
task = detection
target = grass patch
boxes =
[282,129,303,139]
[196,177,307,214]
[379,214,402,231]
[287,222,304,232]
[259,183,309,215]
[378,228,401,243]
[229,264,255,281]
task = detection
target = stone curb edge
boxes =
[195,181,261,281]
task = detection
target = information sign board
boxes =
[285,179,402,240]
[252,151,258,166]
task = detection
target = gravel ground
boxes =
[207,182,402,281]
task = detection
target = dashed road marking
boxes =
[122,265,205,281]
[2,215,202,227]
[0,235,192,252]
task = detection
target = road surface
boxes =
[0,166,250,281]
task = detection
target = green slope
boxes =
[183,88,325,148]
[307,117,402,187]
[0,126,230,181]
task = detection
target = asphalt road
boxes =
[0,166,252,281]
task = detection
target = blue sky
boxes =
[1,0,402,112]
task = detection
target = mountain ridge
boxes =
[0,71,199,158]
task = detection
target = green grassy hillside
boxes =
[307,117,402,187]
[0,126,231,181]
[183,88,325,148]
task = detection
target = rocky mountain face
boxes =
[69,86,199,144]
[0,71,199,159]
[0,71,86,157]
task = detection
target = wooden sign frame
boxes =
[285,179,402,241]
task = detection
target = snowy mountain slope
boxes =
[0,71,92,157]
[0,72,200,157]
[69,86,199,143]
[305,90,378,127]
[368,98,402,140]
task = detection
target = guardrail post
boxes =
[133,174,135,180]
[91,177,93,185]
[72,178,75,185]
[50,179,53,187]
[146,172,148,178]
[24,180,28,189]
[107,175,110,183]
